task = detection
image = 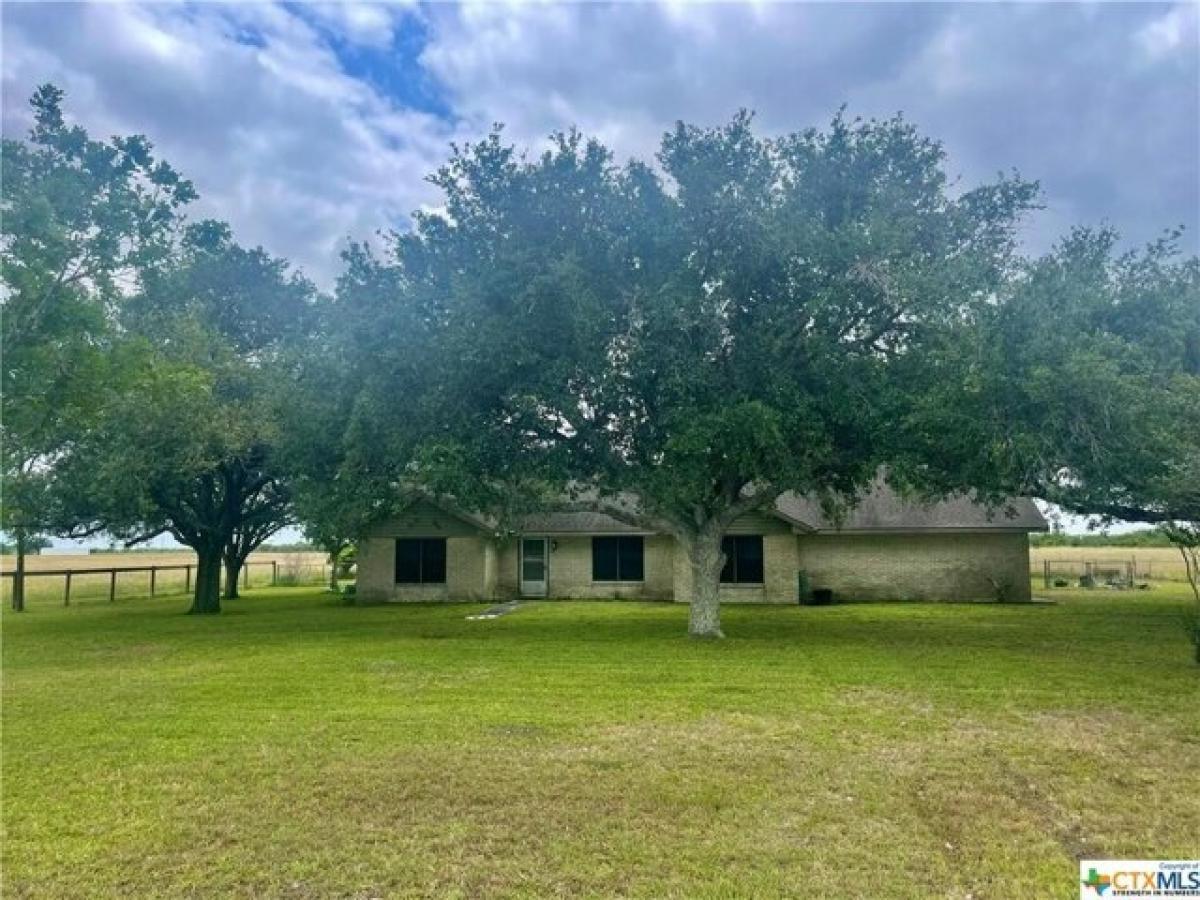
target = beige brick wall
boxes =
[496,540,519,601]
[726,510,792,535]
[796,532,1032,602]
[496,535,674,600]
[358,515,1033,606]
[671,532,799,605]
[357,535,496,603]
[357,500,499,603]
[370,501,481,537]
[552,535,674,600]
[446,536,496,601]
[356,536,395,603]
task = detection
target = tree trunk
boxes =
[1179,542,1200,607]
[11,529,27,613]
[1175,541,1200,665]
[683,528,726,639]
[189,547,222,615]
[223,554,242,600]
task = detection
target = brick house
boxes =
[355,486,1047,605]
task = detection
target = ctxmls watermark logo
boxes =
[1081,861,1200,898]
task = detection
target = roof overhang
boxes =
[770,510,818,532]
[795,526,1048,535]
[524,529,657,537]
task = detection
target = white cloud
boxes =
[1135,2,1199,60]
[2,1,464,287]
[420,2,1199,251]
[304,2,414,49]
[3,0,1196,289]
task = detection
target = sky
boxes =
[3,0,1198,546]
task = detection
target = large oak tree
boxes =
[339,113,1040,637]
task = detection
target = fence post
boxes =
[150,566,157,597]
[1043,559,1049,590]
[272,561,278,586]
[243,563,250,589]
[185,565,191,594]
[109,569,117,603]
[64,572,72,607]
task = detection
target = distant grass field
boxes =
[1031,545,1189,581]
[0,550,330,607]
[3,583,1198,898]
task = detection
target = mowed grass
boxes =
[3,585,1198,899]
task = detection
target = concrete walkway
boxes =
[465,602,523,621]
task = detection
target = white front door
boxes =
[519,537,548,597]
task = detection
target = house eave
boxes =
[522,529,658,537]
[795,525,1048,535]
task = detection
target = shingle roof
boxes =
[774,486,1047,533]
[509,486,1047,534]
[516,511,653,534]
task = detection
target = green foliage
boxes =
[1,84,194,531]
[1,85,196,609]
[0,536,51,555]
[274,241,396,561]
[56,225,316,610]
[903,228,1199,519]
[905,225,1199,656]
[1,84,196,334]
[1030,529,1176,548]
[343,115,1036,513]
[2,85,316,614]
[331,112,1041,634]
[5,84,1196,635]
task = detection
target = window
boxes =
[720,535,764,584]
[395,538,447,584]
[592,536,644,582]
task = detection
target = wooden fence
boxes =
[0,559,331,606]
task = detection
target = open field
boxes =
[1031,545,1189,581]
[0,551,330,607]
[3,582,1198,898]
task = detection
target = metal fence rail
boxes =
[0,559,332,606]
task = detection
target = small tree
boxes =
[341,114,1040,636]
[219,477,292,600]
[1163,522,1200,662]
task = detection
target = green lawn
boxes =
[3,585,1198,898]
